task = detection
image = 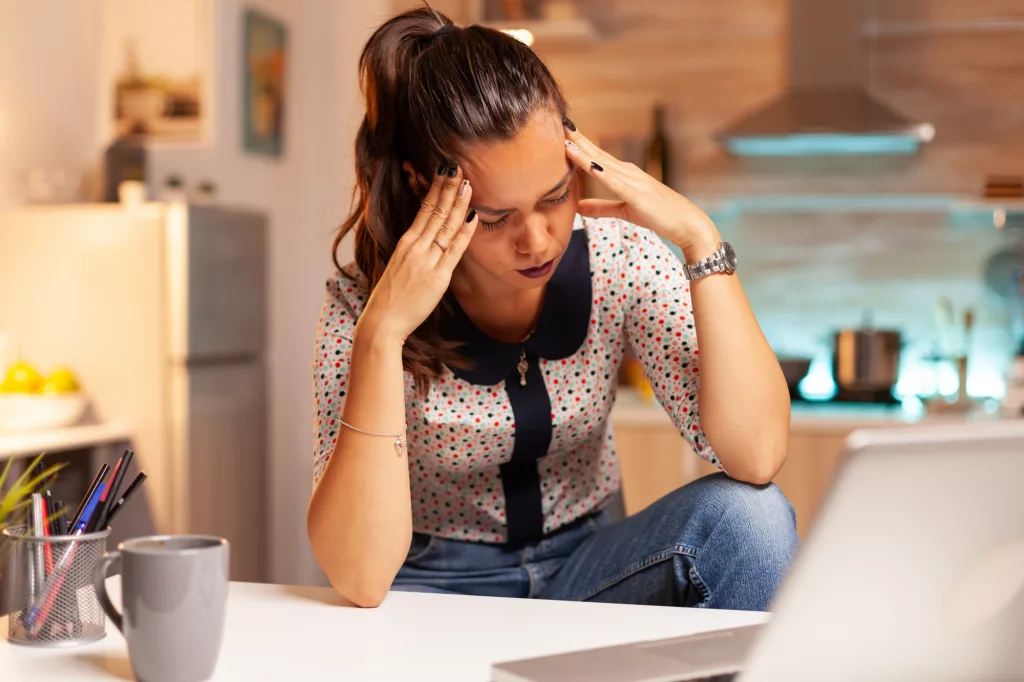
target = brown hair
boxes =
[332,6,568,390]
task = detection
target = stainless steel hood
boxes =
[718,0,935,157]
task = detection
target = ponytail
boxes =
[333,6,568,389]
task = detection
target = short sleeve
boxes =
[619,222,719,468]
[311,272,363,488]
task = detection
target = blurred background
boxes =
[0,0,1021,587]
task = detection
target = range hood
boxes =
[718,0,935,157]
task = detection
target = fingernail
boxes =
[562,117,576,132]
[458,179,469,197]
[565,140,580,152]
[465,209,477,223]
[447,163,458,178]
[590,161,604,172]
[437,161,447,176]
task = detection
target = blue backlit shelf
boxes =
[690,195,1024,230]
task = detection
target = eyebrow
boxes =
[472,167,574,215]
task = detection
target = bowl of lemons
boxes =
[0,361,88,432]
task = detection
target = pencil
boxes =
[103,471,147,528]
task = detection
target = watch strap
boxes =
[683,243,732,281]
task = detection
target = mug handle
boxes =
[93,550,124,633]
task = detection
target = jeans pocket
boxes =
[406,532,439,564]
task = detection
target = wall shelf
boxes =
[689,194,1024,227]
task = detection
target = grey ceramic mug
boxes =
[93,535,230,682]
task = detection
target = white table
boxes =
[1,578,767,681]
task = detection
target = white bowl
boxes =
[0,393,89,432]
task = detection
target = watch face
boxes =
[722,242,738,270]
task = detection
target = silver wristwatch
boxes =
[682,241,738,281]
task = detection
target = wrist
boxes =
[354,311,407,350]
[679,227,722,263]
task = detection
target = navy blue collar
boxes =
[442,228,592,386]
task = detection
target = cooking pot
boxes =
[832,328,902,391]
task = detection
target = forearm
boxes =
[306,320,412,607]
[683,236,790,484]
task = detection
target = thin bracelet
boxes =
[339,419,407,456]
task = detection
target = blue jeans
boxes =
[393,473,798,611]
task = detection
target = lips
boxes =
[517,259,555,279]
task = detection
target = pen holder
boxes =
[3,525,110,647]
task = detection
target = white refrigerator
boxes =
[0,202,268,582]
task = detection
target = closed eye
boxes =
[479,215,510,230]
[543,185,571,206]
[478,174,574,231]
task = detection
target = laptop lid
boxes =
[740,420,1024,682]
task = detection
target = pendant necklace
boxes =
[517,327,537,387]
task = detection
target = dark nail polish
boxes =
[437,161,447,176]
[562,117,576,132]
[465,209,477,223]
[447,163,458,178]
[590,161,604,172]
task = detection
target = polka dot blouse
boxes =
[312,216,719,544]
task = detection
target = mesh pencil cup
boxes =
[3,524,110,647]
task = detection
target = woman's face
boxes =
[456,109,579,293]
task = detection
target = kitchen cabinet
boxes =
[611,391,915,539]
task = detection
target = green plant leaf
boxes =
[0,453,66,531]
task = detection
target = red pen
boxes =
[86,455,124,533]
[40,498,54,575]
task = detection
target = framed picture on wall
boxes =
[243,8,287,157]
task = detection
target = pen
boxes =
[24,483,106,633]
[103,470,147,528]
[54,500,69,536]
[72,482,105,535]
[44,490,55,535]
[40,497,54,574]
[31,494,45,592]
[86,453,125,533]
[92,450,132,533]
[71,464,109,530]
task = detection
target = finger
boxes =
[429,175,473,251]
[563,122,621,171]
[564,138,631,197]
[438,206,479,269]
[406,161,454,239]
[430,179,473,253]
[577,198,628,220]
[418,164,465,246]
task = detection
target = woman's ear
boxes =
[401,161,429,196]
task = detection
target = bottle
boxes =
[644,104,671,187]
[103,124,148,203]
[1001,338,1024,418]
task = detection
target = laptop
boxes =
[491,419,1024,682]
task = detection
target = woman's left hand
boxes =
[563,119,721,258]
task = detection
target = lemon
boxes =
[40,367,80,395]
[0,361,43,394]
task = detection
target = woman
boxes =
[307,7,797,610]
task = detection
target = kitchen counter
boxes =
[611,388,996,435]
[0,422,132,462]
[610,387,1002,536]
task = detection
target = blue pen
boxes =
[72,482,105,534]
[23,483,106,631]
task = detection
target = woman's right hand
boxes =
[358,162,478,343]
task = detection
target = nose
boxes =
[515,213,552,258]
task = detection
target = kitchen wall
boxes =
[0,0,391,586]
[148,0,392,587]
[0,0,102,206]
[406,0,1024,397]
[415,0,1024,192]
[712,209,1014,399]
